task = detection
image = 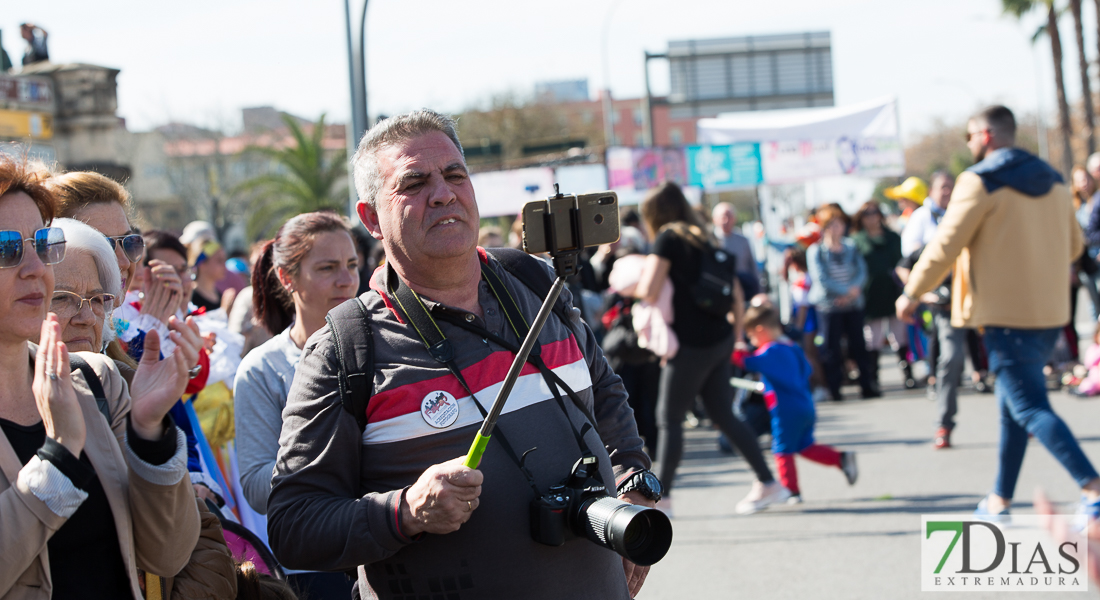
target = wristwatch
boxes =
[617,469,663,503]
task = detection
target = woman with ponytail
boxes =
[233,211,358,600]
[634,182,784,517]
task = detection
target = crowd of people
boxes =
[0,103,1098,600]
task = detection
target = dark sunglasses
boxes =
[104,233,145,263]
[966,128,988,142]
[0,227,66,269]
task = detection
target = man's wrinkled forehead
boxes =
[380,134,467,182]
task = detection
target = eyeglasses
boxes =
[864,211,882,217]
[104,233,145,263]
[0,227,66,269]
[50,290,116,319]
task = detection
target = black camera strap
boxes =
[440,310,595,461]
[443,263,598,459]
[386,261,600,490]
[387,267,541,496]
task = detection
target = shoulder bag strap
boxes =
[69,354,110,423]
[325,298,374,433]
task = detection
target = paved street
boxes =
[642,366,1100,599]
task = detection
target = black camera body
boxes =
[530,455,672,566]
[530,455,608,547]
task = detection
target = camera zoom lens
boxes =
[622,517,649,552]
[575,497,673,566]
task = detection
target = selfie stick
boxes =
[463,186,583,469]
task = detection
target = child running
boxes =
[733,303,859,502]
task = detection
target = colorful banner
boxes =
[607,147,688,191]
[697,97,905,184]
[758,137,904,183]
[686,143,762,189]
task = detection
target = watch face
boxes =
[643,472,662,494]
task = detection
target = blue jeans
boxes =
[984,327,1099,499]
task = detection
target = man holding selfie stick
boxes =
[267,110,661,599]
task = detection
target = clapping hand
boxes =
[128,315,203,441]
[139,260,183,324]
[32,314,85,456]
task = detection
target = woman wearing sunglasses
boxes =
[44,171,168,382]
[0,156,205,599]
[45,172,146,299]
[850,200,909,392]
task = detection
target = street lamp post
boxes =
[344,0,369,217]
[601,0,625,150]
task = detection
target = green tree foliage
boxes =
[456,91,603,170]
[236,114,347,240]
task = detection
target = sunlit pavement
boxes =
[641,360,1100,599]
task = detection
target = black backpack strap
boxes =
[70,354,110,423]
[325,297,374,433]
[485,248,573,327]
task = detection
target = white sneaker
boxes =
[735,481,791,515]
[787,494,804,505]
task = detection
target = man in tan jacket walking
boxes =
[897,105,1100,526]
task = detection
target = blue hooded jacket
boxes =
[967,147,1063,196]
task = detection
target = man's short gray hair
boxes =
[351,109,465,210]
[52,218,123,300]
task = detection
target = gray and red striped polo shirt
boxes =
[269,249,648,599]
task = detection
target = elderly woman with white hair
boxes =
[49,219,123,354]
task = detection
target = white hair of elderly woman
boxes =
[51,217,124,347]
[52,218,123,299]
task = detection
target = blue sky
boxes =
[7,0,1077,141]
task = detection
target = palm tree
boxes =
[1069,0,1095,155]
[1004,0,1075,176]
[236,113,347,239]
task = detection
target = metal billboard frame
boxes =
[642,31,835,145]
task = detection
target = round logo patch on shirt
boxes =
[421,390,460,429]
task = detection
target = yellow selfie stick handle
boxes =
[461,276,566,471]
[463,433,491,469]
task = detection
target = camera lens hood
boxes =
[578,497,673,566]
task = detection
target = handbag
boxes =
[601,302,657,366]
